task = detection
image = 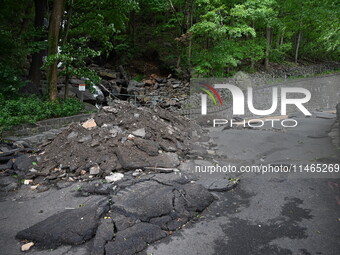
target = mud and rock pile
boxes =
[0,142,37,192]
[34,100,192,183]
[59,65,190,110]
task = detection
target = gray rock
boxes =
[131,128,146,138]
[90,164,101,175]
[67,131,78,139]
[13,155,36,173]
[133,138,159,156]
[78,135,92,143]
[159,139,177,152]
[127,80,141,94]
[116,146,180,170]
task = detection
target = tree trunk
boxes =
[62,0,73,44]
[47,0,65,102]
[28,0,47,94]
[295,30,302,64]
[265,25,271,71]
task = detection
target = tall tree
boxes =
[47,0,65,102]
[28,0,47,93]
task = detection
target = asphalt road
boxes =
[1,75,339,255]
[146,76,340,255]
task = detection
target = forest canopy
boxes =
[0,0,339,100]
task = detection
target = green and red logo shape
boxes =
[197,83,223,106]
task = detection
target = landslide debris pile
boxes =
[60,65,190,110]
[35,101,191,182]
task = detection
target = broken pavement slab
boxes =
[16,199,110,249]
[105,223,167,255]
[12,172,215,254]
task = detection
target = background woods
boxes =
[0,0,339,100]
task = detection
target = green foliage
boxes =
[192,40,244,77]
[70,0,139,53]
[270,43,292,62]
[0,96,84,129]
[43,37,102,87]
[0,0,339,93]
[0,64,26,96]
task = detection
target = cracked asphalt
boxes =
[146,76,340,255]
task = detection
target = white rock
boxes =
[207,150,215,155]
[103,106,118,114]
[105,173,124,183]
[127,134,135,140]
[132,128,146,138]
[23,180,33,185]
[132,169,143,177]
[89,164,101,175]
[21,242,34,252]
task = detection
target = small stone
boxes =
[109,129,119,137]
[99,71,117,79]
[102,106,118,114]
[29,168,38,173]
[81,170,87,175]
[90,164,101,175]
[30,185,39,190]
[105,173,124,183]
[207,150,215,155]
[82,119,97,129]
[132,128,146,138]
[127,134,135,140]
[78,135,92,143]
[132,169,143,177]
[36,185,49,193]
[21,242,34,252]
[67,131,78,139]
[90,140,100,147]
